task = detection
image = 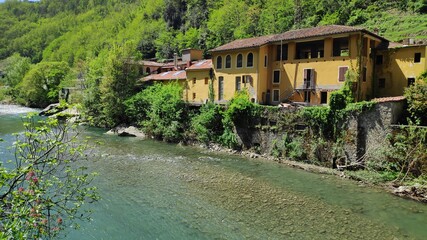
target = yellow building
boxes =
[142,60,213,104]
[142,25,426,106]
[210,25,388,105]
[186,59,213,104]
[375,43,427,97]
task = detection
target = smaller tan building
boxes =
[186,59,213,104]
[142,60,213,104]
[375,43,427,97]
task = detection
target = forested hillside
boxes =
[1,0,426,63]
[0,0,426,118]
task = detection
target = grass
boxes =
[362,9,427,41]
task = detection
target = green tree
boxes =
[98,42,140,127]
[191,103,224,144]
[1,53,31,87]
[17,61,69,107]
[125,82,186,142]
[257,0,294,35]
[405,72,427,125]
[0,115,98,239]
[206,0,250,49]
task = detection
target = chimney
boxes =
[409,38,415,45]
[174,53,178,69]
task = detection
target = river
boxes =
[1,105,427,239]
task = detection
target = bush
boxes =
[190,103,224,144]
[271,133,305,161]
[385,127,427,180]
[219,90,259,149]
[125,82,186,142]
[16,62,69,107]
[300,106,331,137]
[404,72,427,125]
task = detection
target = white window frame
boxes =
[246,52,254,68]
[272,89,280,103]
[225,55,232,69]
[216,56,222,69]
[236,53,243,68]
[272,69,280,84]
[337,66,349,82]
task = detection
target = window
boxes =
[242,75,252,85]
[225,55,231,68]
[296,41,324,59]
[235,76,241,91]
[415,52,421,63]
[272,89,280,102]
[237,54,243,68]
[247,53,254,67]
[376,55,383,65]
[218,76,224,100]
[192,78,196,84]
[320,92,327,104]
[216,56,222,69]
[338,66,348,82]
[408,77,415,87]
[264,55,268,67]
[379,78,385,88]
[304,91,311,103]
[273,70,280,84]
[276,44,288,61]
[303,69,315,89]
[333,37,349,57]
[204,77,209,85]
[362,67,367,82]
[192,93,196,100]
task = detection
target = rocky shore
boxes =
[196,142,427,204]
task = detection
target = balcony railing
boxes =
[302,80,315,90]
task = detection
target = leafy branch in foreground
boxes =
[0,114,99,239]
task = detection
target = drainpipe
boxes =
[174,53,178,70]
[280,40,283,102]
[256,50,259,103]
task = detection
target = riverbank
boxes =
[3,102,426,204]
[195,142,427,204]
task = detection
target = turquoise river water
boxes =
[1,105,427,239]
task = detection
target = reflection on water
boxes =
[1,107,427,239]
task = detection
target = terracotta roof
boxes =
[210,35,274,52]
[186,59,212,70]
[138,60,165,67]
[211,25,389,52]
[376,42,405,50]
[142,70,187,81]
[372,96,406,103]
[270,25,366,42]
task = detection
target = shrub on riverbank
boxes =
[125,82,187,142]
[405,71,427,126]
[190,103,224,144]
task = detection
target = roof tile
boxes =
[211,25,388,52]
[142,70,186,82]
[186,59,212,70]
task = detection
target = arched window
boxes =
[236,54,243,68]
[247,53,254,67]
[225,55,231,68]
[216,56,222,69]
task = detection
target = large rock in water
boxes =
[39,103,62,116]
[106,125,146,138]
